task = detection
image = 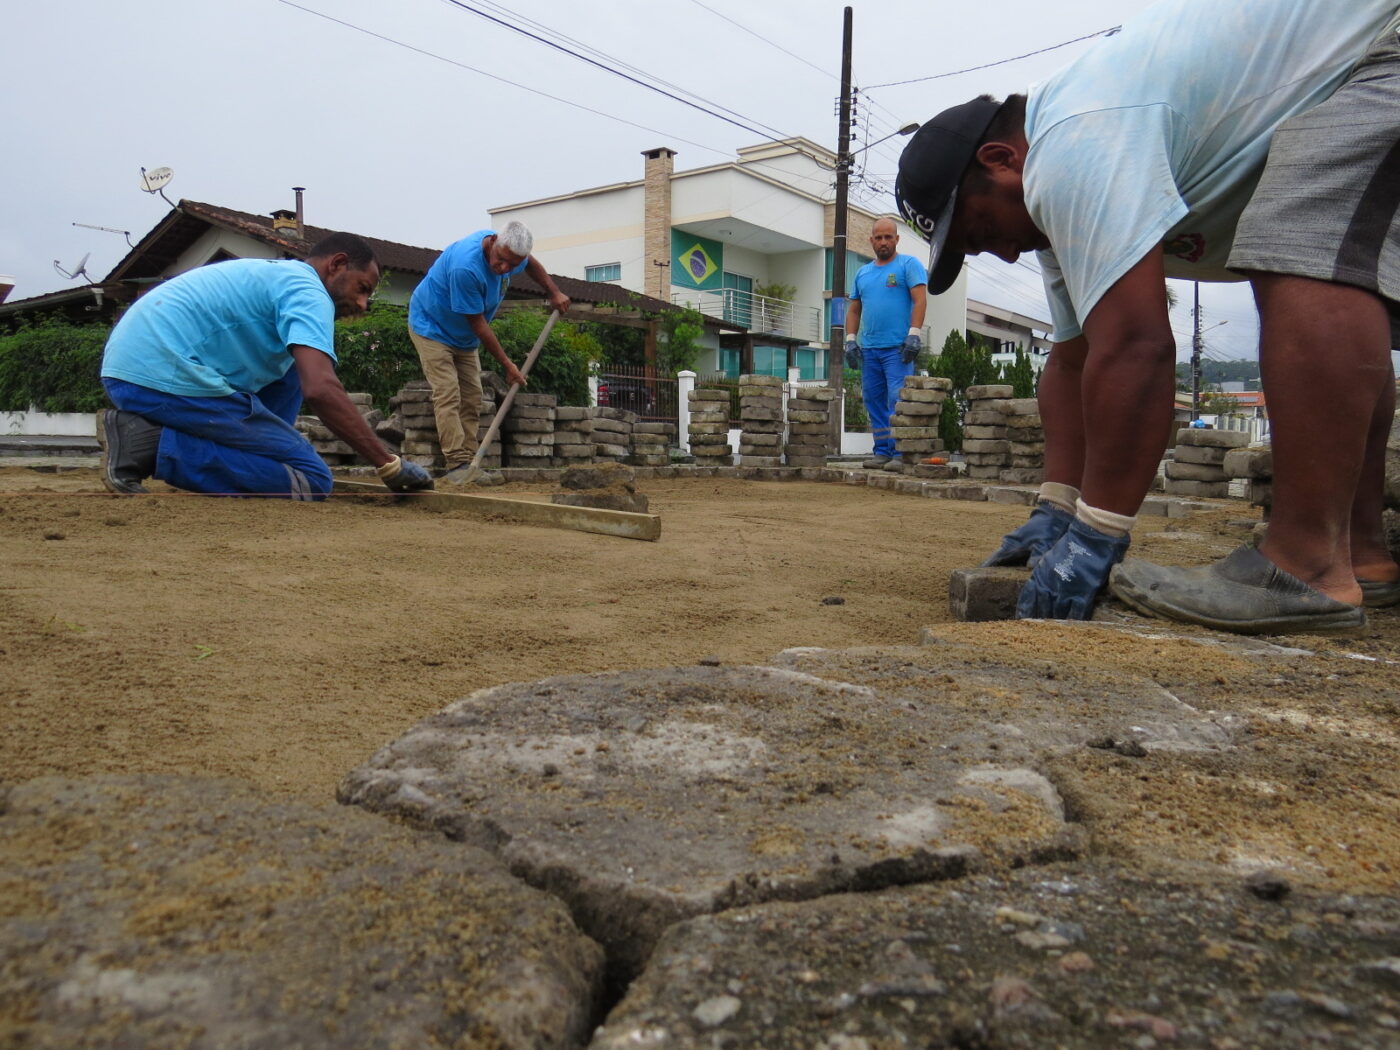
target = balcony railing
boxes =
[673,289,823,343]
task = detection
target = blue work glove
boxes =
[1015,517,1130,621]
[844,336,861,371]
[901,331,923,364]
[376,455,434,492]
[981,502,1074,568]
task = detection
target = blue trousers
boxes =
[861,345,914,457]
[103,372,333,500]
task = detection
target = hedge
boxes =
[0,302,602,416]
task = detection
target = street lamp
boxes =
[858,121,920,155]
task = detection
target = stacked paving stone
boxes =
[1002,396,1046,485]
[1165,427,1250,498]
[500,391,556,467]
[590,406,637,463]
[783,387,837,467]
[890,376,951,471]
[961,384,1013,479]
[552,406,599,467]
[550,462,649,513]
[1224,443,1273,518]
[629,421,675,467]
[687,388,733,466]
[737,374,785,467]
[296,392,386,467]
[389,381,501,470]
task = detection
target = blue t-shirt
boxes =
[850,254,927,348]
[409,230,529,350]
[1025,0,1400,340]
[101,259,335,397]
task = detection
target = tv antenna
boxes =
[140,165,176,207]
[73,222,135,248]
[54,252,94,283]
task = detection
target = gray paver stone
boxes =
[590,863,1400,1050]
[2,776,602,1050]
[340,664,1080,981]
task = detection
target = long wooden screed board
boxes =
[331,480,661,541]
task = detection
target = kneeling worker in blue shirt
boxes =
[99,233,432,499]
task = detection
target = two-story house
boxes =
[488,138,969,381]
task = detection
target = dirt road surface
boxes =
[3,465,1398,894]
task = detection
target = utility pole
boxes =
[1190,282,1202,421]
[827,6,854,453]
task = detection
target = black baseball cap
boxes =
[895,96,1001,295]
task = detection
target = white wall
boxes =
[2,410,95,437]
[166,229,279,274]
[495,187,645,288]
[672,168,825,249]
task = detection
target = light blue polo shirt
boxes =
[851,253,928,348]
[409,230,529,351]
[101,259,334,397]
[1025,0,1400,340]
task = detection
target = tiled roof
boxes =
[105,200,441,282]
[101,200,687,313]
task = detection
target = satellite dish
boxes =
[140,166,174,193]
[54,252,93,282]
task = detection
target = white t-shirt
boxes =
[1025,0,1400,341]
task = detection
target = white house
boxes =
[966,299,1053,376]
[489,139,969,381]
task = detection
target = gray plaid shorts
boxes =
[1229,14,1400,342]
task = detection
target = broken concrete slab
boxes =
[768,643,1237,763]
[340,664,1078,982]
[590,862,1400,1050]
[1,775,603,1050]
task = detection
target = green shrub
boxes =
[487,308,598,406]
[0,316,111,413]
[335,302,600,410]
[332,301,421,412]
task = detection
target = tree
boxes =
[927,330,1002,452]
[998,346,1037,398]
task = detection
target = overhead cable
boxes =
[275,1,733,158]
[864,26,1120,89]
[437,0,806,144]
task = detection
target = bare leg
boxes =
[1038,335,1088,488]
[1251,274,1393,604]
[1351,361,1399,583]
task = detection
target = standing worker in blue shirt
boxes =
[843,217,928,470]
[896,0,1400,633]
[99,233,432,500]
[408,221,570,481]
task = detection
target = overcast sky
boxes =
[5,0,1263,362]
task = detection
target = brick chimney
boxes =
[641,148,675,300]
[271,187,306,240]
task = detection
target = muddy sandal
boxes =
[1358,578,1400,609]
[1108,545,1366,635]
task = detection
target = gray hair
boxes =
[498,220,533,256]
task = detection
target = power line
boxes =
[437,0,804,143]
[274,1,734,158]
[466,0,802,144]
[864,26,1120,89]
[686,0,830,79]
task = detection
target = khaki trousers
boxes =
[409,330,482,468]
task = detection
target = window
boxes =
[586,262,621,283]
[795,347,818,381]
[752,344,786,377]
[823,248,873,293]
[719,346,741,378]
[722,272,753,327]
